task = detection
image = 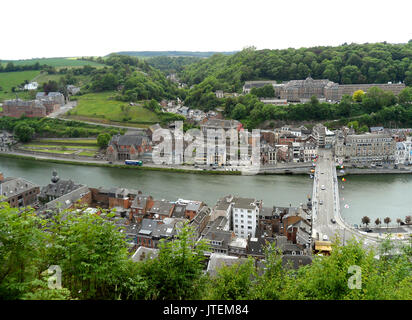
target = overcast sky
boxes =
[1,0,411,60]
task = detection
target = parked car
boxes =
[330,218,336,224]
[321,185,326,190]
[319,200,323,205]
[322,234,329,241]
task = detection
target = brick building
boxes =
[106,134,152,162]
[0,173,39,208]
[1,99,46,118]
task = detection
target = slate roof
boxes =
[149,200,174,217]
[232,197,258,210]
[207,253,249,277]
[39,179,83,200]
[171,203,187,218]
[0,177,38,198]
[110,134,150,146]
[281,255,312,269]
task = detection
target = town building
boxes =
[135,217,186,249]
[231,197,262,239]
[202,216,234,255]
[147,199,175,220]
[106,134,152,162]
[1,99,47,118]
[0,172,39,208]
[38,170,85,204]
[67,85,80,95]
[335,132,396,164]
[395,138,412,165]
[23,82,38,91]
[36,92,65,105]
[197,119,242,165]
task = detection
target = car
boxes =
[319,200,323,205]
[322,234,329,241]
[321,185,326,190]
[365,229,373,233]
[330,218,336,224]
[321,172,324,174]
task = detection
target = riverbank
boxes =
[0,152,242,175]
[340,168,412,175]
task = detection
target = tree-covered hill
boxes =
[179,41,412,92]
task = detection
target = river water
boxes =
[1,157,411,226]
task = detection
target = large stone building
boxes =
[243,77,405,102]
[106,134,152,162]
[335,132,396,164]
[1,92,65,118]
[1,99,47,118]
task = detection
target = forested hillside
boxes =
[180,41,412,92]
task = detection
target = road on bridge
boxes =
[312,148,381,248]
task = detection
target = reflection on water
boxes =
[0,157,312,207]
[2,157,411,225]
[339,174,412,226]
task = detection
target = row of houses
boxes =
[1,169,316,273]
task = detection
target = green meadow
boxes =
[1,57,104,68]
[0,70,40,101]
[66,92,160,127]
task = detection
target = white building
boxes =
[231,197,261,239]
[395,138,412,165]
[23,82,38,90]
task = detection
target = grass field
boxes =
[37,139,98,145]
[32,72,93,87]
[20,138,100,157]
[1,57,104,68]
[66,92,160,126]
[0,70,41,101]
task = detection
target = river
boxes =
[1,157,411,227]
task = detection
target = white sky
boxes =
[1,0,411,60]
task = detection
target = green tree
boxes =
[359,125,369,133]
[231,103,247,120]
[347,120,359,131]
[206,258,256,300]
[137,223,209,300]
[97,132,112,148]
[384,217,391,228]
[362,216,371,228]
[353,90,365,102]
[14,123,35,142]
[0,204,49,299]
[398,87,412,105]
[46,209,138,299]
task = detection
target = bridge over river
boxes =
[311,149,410,248]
